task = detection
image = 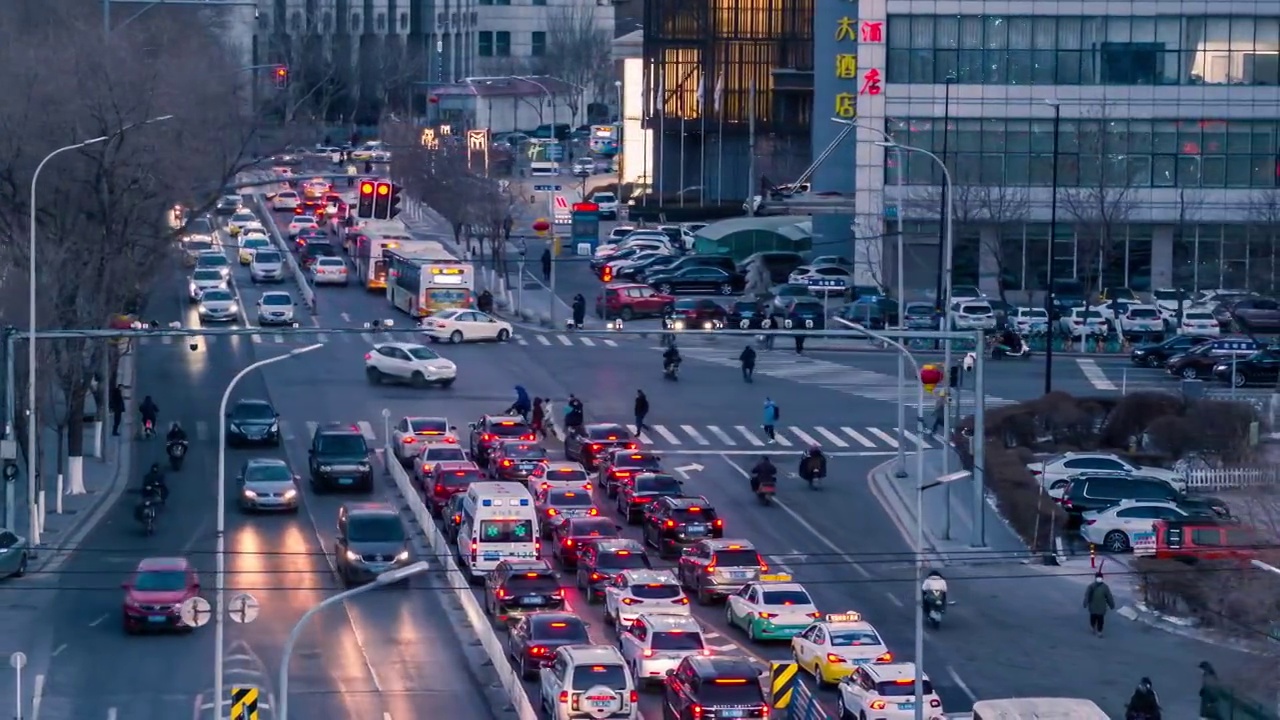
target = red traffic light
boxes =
[360,181,374,194]
[376,183,390,196]
[275,67,287,78]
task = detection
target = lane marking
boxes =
[706,426,736,445]
[901,430,927,448]
[814,427,849,448]
[884,592,903,607]
[841,427,876,448]
[735,426,765,446]
[341,312,352,322]
[1076,358,1118,390]
[788,427,820,446]
[161,335,174,345]
[195,421,211,442]
[771,429,793,447]
[947,666,977,702]
[680,425,710,445]
[867,427,898,448]
[357,420,378,443]
[603,339,617,347]
[721,455,872,578]
[107,708,117,720]
[51,643,66,657]
[273,334,285,344]
[557,335,573,346]
[652,425,681,444]
[580,337,596,347]
[537,335,552,346]
[32,674,44,720]
[516,335,529,346]
[88,613,108,627]
[637,431,652,444]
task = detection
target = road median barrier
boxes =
[384,443,538,720]
[249,194,316,312]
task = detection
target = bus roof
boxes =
[969,697,1109,719]
[385,245,463,263]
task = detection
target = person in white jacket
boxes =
[921,570,948,612]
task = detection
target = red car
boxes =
[595,283,673,321]
[121,557,201,634]
[426,461,483,515]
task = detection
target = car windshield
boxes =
[1079,310,1102,319]
[187,218,213,234]
[246,464,291,482]
[503,445,547,459]
[490,422,531,437]
[635,475,681,493]
[878,680,933,697]
[199,255,228,267]
[411,418,449,433]
[1129,308,1159,318]
[698,682,765,705]
[233,403,274,420]
[505,572,559,592]
[437,468,482,485]
[319,435,367,454]
[762,590,812,605]
[651,631,704,651]
[262,295,291,306]
[186,240,213,252]
[712,549,760,567]
[244,238,269,248]
[425,447,467,462]
[588,427,633,441]
[202,290,233,302]
[348,516,404,543]
[829,629,883,647]
[598,550,649,569]
[566,519,617,536]
[254,252,281,263]
[670,507,715,522]
[1154,290,1180,301]
[193,270,222,282]
[570,664,629,691]
[407,347,441,361]
[233,213,255,222]
[1186,312,1214,320]
[960,304,990,314]
[549,490,593,507]
[134,569,187,592]
[532,619,590,641]
[480,519,534,542]
[631,583,680,599]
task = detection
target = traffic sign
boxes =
[180,596,213,627]
[553,195,570,211]
[229,593,260,624]
[533,184,561,192]
[553,195,571,225]
[9,651,25,669]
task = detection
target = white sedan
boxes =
[421,309,512,343]
[1079,499,1207,552]
[365,342,457,388]
[1026,451,1187,492]
[311,257,350,285]
[287,216,319,238]
[272,191,300,211]
[1059,307,1107,336]
[390,415,457,464]
[603,569,690,628]
[1175,309,1220,336]
[197,289,239,323]
[227,211,258,234]
[256,291,295,325]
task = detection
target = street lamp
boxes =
[832,316,929,720]
[832,117,908,479]
[212,344,324,719]
[26,113,175,546]
[278,560,432,719]
[1044,97,1062,395]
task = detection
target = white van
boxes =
[957,697,1110,719]
[457,482,539,581]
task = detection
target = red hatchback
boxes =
[426,461,484,515]
[595,283,673,321]
[121,557,201,634]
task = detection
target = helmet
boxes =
[150,462,160,472]
[927,569,943,578]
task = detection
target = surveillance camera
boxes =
[189,342,199,352]
[168,321,182,330]
[363,322,372,329]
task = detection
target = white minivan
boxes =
[457,482,539,581]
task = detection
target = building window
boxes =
[479,0,492,6]
[351,12,361,31]
[478,30,494,56]
[400,12,409,31]
[289,10,302,32]
[376,12,386,31]
[496,30,511,56]
[531,31,547,56]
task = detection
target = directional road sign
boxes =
[229,593,260,624]
[553,194,572,225]
[180,596,214,628]
[533,184,562,192]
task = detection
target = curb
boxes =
[865,460,945,563]
[1115,604,1272,654]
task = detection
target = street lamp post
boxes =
[832,117,908,479]
[213,344,324,719]
[832,317,928,720]
[615,80,624,199]
[27,114,175,546]
[1044,98,1062,394]
[278,561,432,720]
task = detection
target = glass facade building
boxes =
[853,4,1280,298]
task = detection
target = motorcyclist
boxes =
[134,497,158,526]
[798,445,827,483]
[997,327,1022,355]
[921,569,948,610]
[139,395,159,432]
[1125,677,1161,720]
[662,344,681,374]
[571,294,586,329]
[510,385,532,421]
[477,289,495,315]
[143,462,168,501]
[749,456,776,494]
[166,422,188,444]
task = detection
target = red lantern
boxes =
[531,219,551,233]
[428,95,440,104]
[919,364,943,393]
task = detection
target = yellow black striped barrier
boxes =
[771,661,799,709]
[231,686,259,720]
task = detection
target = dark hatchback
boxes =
[783,298,828,330]
[488,441,550,483]
[508,612,590,679]
[1130,335,1213,368]
[616,472,684,523]
[642,496,724,558]
[550,516,621,568]
[225,399,280,446]
[665,299,729,329]
[600,449,664,498]
[726,300,771,330]
[575,538,651,601]
[483,560,564,621]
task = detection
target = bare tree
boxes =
[536,5,612,121]
[905,185,1031,299]
[1060,108,1138,292]
[1247,190,1280,294]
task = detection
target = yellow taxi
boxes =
[790,611,893,687]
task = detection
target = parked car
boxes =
[1117,305,1164,338]
[1218,296,1280,333]
[1079,499,1217,552]
[1010,306,1049,334]
[903,302,938,330]
[1129,335,1213,368]
[1026,451,1187,492]
[1165,337,1261,380]
[736,251,806,285]
[648,267,744,296]
[835,296,896,329]
[1059,307,1108,337]
[948,300,996,331]
[1175,309,1221,336]
[1212,348,1280,387]
[1058,473,1227,522]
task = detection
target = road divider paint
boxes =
[384,441,538,720]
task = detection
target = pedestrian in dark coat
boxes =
[1083,572,1116,636]
[572,294,586,328]
[541,248,552,283]
[109,383,125,436]
[634,391,650,435]
[739,345,757,382]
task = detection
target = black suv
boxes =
[1165,337,1260,380]
[726,300,770,330]
[308,423,372,492]
[575,538,651,602]
[1059,474,1228,523]
[642,496,723,558]
[564,423,638,470]
[550,516,621,568]
[663,656,769,720]
[616,472,684,523]
[1212,348,1280,387]
[483,558,564,621]
[468,415,535,467]
[1129,334,1212,368]
[225,398,281,446]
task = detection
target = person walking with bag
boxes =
[761,398,780,443]
[1083,572,1116,637]
[109,383,125,436]
[634,390,650,436]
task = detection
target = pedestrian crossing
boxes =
[194,416,935,452]
[136,331,618,348]
[673,345,1018,410]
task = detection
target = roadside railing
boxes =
[247,194,317,312]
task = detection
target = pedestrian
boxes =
[1083,572,1115,637]
[761,398,780,443]
[739,345,756,383]
[363,160,373,174]
[634,390,650,436]
[541,247,552,283]
[572,294,586,329]
[794,334,805,354]
[931,388,948,434]
[531,396,545,438]
[109,383,125,436]
[1125,677,1161,720]
[345,162,357,187]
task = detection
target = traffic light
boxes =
[387,184,402,219]
[357,181,375,218]
[372,181,392,219]
[273,65,289,89]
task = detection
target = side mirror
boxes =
[449,426,458,432]
[665,669,675,677]
[468,422,477,430]
[615,525,624,531]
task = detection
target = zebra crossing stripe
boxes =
[652,425,682,444]
[360,333,376,343]
[814,427,848,448]
[537,335,552,346]
[772,430,794,447]
[580,337,596,347]
[249,334,262,344]
[902,430,927,448]
[842,428,876,448]
[273,334,284,344]
[315,334,329,343]
[788,427,820,447]
[867,428,898,448]
[706,426,736,445]
[680,425,710,445]
[280,420,297,441]
[516,335,529,346]
[557,335,573,346]
[305,421,318,439]
[161,335,173,345]
[603,339,617,347]
[735,426,765,446]
[637,431,653,444]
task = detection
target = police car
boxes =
[836,662,945,720]
[724,574,820,641]
[790,612,892,686]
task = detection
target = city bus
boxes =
[385,245,475,317]
[351,223,417,290]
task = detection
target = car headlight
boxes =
[357,462,371,472]
[227,303,239,313]
[319,465,332,472]
[269,421,279,432]
[673,320,686,330]
[345,550,360,562]
[395,550,410,561]
[283,489,298,500]
[242,489,258,498]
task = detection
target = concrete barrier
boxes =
[384,444,538,720]
[249,194,316,311]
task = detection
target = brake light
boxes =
[672,597,689,605]
[642,649,654,658]
[481,433,494,442]
[452,513,461,523]
[554,588,564,598]
[664,520,676,528]
[758,555,769,572]
[712,519,723,528]
[590,572,601,581]
[758,612,777,619]
[546,509,558,516]
[614,471,631,478]
[626,443,638,450]
[564,539,575,547]
[826,653,846,664]
[502,459,513,467]
[470,541,478,561]
[364,353,372,360]
[558,691,569,704]
[705,558,717,573]
[807,611,822,618]
[714,679,748,685]
[629,690,638,704]
[870,700,887,711]
[497,590,512,600]
[434,483,445,494]
[691,705,703,719]
[589,508,599,515]
[876,652,893,663]
[631,497,649,504]
[529,646,548,656]
[402,436,415,444]
[621,597,642,605]
[590,444,602,451]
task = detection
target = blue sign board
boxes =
[533,184,562,192]
[804,277,849,289]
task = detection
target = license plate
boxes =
[338,478,353,485]
[687,524,707,533]
[519,463,535,470]
[727,570,750,579]
[721,711,745,718]
[852,658,870,665]
[899,703,914,710]
[519,597,544,606]
[564,509,589,517]
[147,616,166,623]
[483,552,501,561]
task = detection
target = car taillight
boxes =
[589,444,601,451]
[630,690,638,704]
[535,540,542,553]
[758,612,777,619]
[626,443,638,450]
[564,539,575,547]
[452,513,461,523]
[614,471,631,479]
[1084,518,1096,525]
[672,597,689,605]
[521,434,536,441]
[590,572,602,581]
[807,611,822,618]
[547,508,558,516]
[758,556,769,572]
[481,433,494,442]
[705,559,717,573]
[554,588,564,598]
[691,704,703,718]
[875,652,893,663]
[826,653,846,664]
[497,590,512,600]
[712,519,723,528]
[529,646,548,656]
[642,649,654,658]
[1029,469,1042,476]
[870,700,887,711]
[621,597,642,605]
[502,459,513,467]
[470,542,478,561]
[664,520,676,528]
[589,508,599,515]
[558,691,569,704]
[632,497,650,504]
[434,483,445,494]
[402,436,415,444]
[364,353,372,360]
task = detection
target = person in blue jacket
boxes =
[762,398,779,443]
[510,385,531,420]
